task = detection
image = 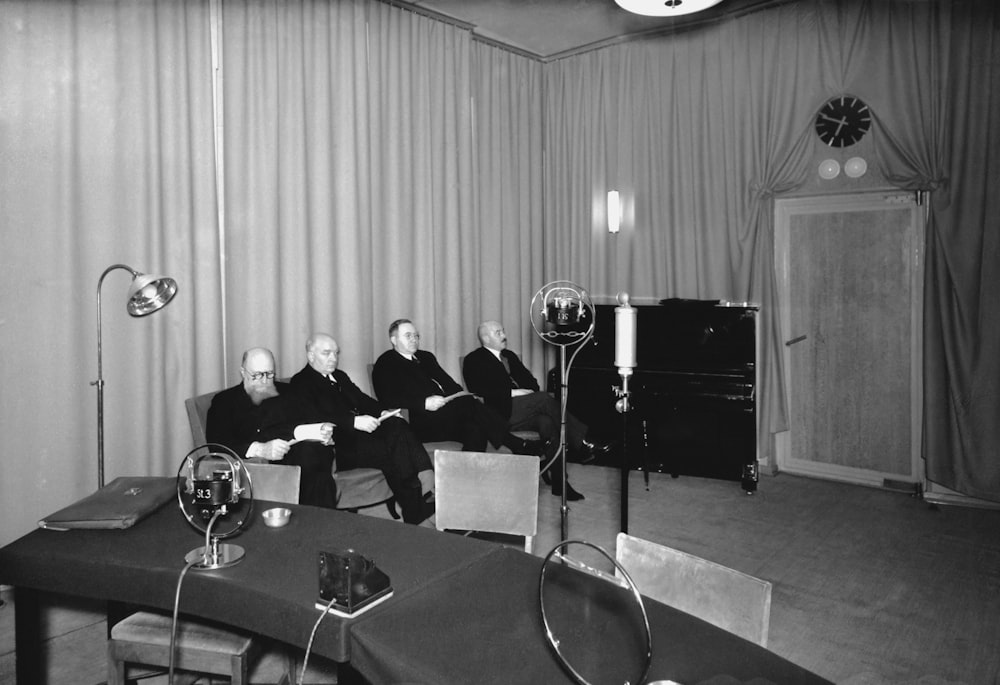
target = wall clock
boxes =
[814,95,871,148]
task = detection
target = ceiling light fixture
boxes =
[614,0,725,17]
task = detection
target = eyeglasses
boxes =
[244,369,275,381]
[401,332,420,341]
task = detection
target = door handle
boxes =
[785,334,808,346]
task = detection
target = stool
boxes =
[108,610,289,685]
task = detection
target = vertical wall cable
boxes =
[209,0,229,377]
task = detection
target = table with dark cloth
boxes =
[349,546,833,685]
[2,478,831,685]
[0,480,501,683]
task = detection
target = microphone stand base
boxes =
[185,543,245,570]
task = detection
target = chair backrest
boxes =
[185,391,217,447]
[243,461,301,504]
[615,532,772,647]
[434,450,539,552]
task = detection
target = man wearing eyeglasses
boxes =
[206,347,339,508]
[290,332,435,524]
[372,319,545,456]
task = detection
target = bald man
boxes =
[290,333,434,525]
[206,347,339,508]
[463,320,610,501]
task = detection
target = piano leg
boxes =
[642,417,650,490]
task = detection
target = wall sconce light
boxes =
[608,190,622,234]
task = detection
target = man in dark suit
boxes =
[372,319,542,456]
[463,320,608,501]
[206,347,339,508]
[290,332,434,524]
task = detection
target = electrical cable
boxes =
[538,332,592,479]
[298,595,339,685]
[168,509,222,684]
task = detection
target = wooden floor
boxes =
[2,467,998,685]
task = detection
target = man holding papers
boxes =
[372,319,545,457]
[207,347,339,509]
[291,332,434,524]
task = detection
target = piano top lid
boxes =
[658,297,759,310]
[573,299,757,372]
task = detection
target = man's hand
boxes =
[425,395,447,411]
[293,422,335,445]
[318,422,335,445]
[354,415,379,433]
[511,388,532,397]
[260,439,291,461]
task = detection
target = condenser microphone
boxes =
[614,292,636,378]
[614,292,637,414]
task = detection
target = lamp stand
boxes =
[91,264,178,489]
[91,265,132,489]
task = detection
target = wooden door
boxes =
[774,193,924,487]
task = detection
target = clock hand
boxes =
[819,113,848,138]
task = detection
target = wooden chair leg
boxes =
[232,650,247,685]
[106,641,125,685]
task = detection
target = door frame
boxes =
[773,192,925,488]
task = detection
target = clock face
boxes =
[815,96,871,148]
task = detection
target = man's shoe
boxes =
[551,481,584,501]
[416,499,436,524]
[541,467,553,485]
[569,438,611,464]
[522,438,551,457]
[402,488,436,524]
[581,438,612,456]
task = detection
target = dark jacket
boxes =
[289,364,385,451]
[462,346,539,420]
[372,349,463,414]
[205,381,320,458]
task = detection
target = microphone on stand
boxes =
[613,292,638,535]
[614,292,637,413]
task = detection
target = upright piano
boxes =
[551,298,758,491]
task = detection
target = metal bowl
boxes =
[262,507,291,528]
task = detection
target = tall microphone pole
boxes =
[530,281,595,541]
[614,292,637,533]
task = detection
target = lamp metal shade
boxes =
[614,0,725,17]
[126,273,178,316]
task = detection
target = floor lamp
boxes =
[92,264,177,488]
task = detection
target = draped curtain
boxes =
[469,42,546,374]
[0,0,221,544]
[542,0,1000,496]
[543,4,824,462]
[220,0,541,389]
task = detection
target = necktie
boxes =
[501,354,518,388]
[329,375,357,413]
